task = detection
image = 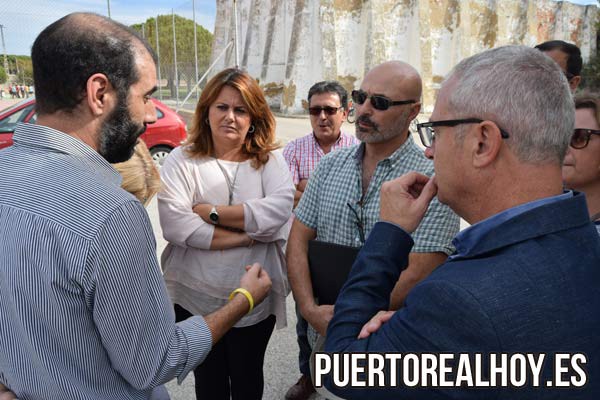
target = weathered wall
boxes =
[212,0,599,113]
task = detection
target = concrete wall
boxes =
[212,0,599,113]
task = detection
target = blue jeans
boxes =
[295,303,311,377]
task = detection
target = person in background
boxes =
[283,81,358,209]
[158,67,294,400]
[282,80,358,400]
[535,40,582,93]
[113,139,161,207]
[563,93,600,234]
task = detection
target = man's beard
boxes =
[98,95,147,163]
[355,108,411,144]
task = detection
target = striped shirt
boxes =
[283,131,359,185]
[0,123,211,400]
[295,136,459,252]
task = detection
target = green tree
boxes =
[0,65,6,84]
[132,15,213,98]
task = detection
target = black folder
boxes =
[308,240,361,305]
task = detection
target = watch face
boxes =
[209,212,219,223]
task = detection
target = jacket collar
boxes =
[451,192,591,260]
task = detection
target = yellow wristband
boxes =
[229,288,254,314]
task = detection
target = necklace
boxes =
[215,159,240,205]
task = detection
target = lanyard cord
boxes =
[215,159,240,206]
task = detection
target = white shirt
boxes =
[158,146,295,328]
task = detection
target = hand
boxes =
[192,203,211,223]
[306,304,335,337]
[297,179,309,193]
[379,172,438,233]
[0,383,17,400]
[239,263,272,307]
[358,310,395,339]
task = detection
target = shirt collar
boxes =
[13,122,122,185]
[353,134,417,166]
[450,191,574,260]
[311,131,346,150]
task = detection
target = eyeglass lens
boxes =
[308,106,340,116]
[351,90,392,111]
[571,129,588,148]
[419,126,434,148]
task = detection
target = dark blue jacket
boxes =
[325,192,600,399]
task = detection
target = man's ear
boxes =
[472,120,503,168]
[569,76,581,92]
[85,73,113,117]
[408,102,421,122]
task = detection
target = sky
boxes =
[0,0,217,55]
[0,0,597,56]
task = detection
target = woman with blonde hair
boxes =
[113,140,161,207]
[114,139,169,400]
[158,68,294,399]
[563,93,600,234]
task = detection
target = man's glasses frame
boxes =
[351,89,416,111]
[570,128,600,149]
[417,118,510,148]
[308,106,344,116]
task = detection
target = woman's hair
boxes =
[575,92,600,125]
[112,140,161,207]
[185,68,278,168]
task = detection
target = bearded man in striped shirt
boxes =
[0,12,271,400]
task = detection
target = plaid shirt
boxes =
[295,136,459,253]
[283,131,359,185]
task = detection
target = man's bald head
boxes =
[365,61,422,101]
[32,12,157,115]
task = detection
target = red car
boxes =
[0,98,187,166]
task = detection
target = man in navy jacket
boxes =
[323,45,600,399]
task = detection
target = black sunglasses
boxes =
[308,106,343,116]
[570,128,600,149]
[417,118,510,148]
[351,90,416,111]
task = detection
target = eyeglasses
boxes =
[351,89,416,111]
[570,128,600,149]
[417,118,510,148]
[346,201,365,244]
[308,106,343,116]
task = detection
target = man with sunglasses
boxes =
[287,62,459,390]
[283,80,358,400]
[284,81,359,209]
[535,40,582,93]
[323,46,600,399]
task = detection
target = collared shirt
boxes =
[450,191,574,260]
[295,135,459,252]
[283,131,359,185]
[0,123,211,400]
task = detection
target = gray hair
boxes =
[445,45,574,164]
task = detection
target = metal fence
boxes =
[0,0,220,110]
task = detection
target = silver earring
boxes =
[248,124,255,133]
[205,118,209,125]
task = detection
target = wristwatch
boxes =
[209,206,219,224]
